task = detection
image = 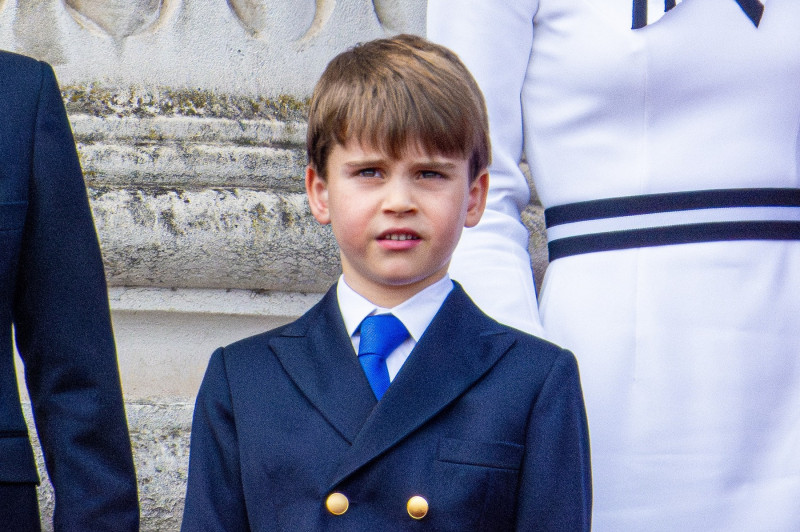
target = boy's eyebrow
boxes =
[343,158,459,170]
[343,158,387,168]
[413,160,459,170]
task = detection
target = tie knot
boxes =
[358,314,409,360]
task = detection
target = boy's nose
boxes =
[382,179,416,214]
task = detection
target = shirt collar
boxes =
[337,274,454,342]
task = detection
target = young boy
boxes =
[182,34,591,531]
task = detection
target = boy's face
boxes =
[306,141,488,307]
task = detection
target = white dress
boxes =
[429,0,800,530]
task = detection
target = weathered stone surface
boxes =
[92,187,341,290]
[68,89,309,191]
[80,140,305,189]
[72,114,305,147]
[63,86,309,122]
[63,89,336,290]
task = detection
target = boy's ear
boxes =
[305,165,331,225]
[464,169,489,228]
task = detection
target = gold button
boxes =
[326,492,349,515]
[406,495,428,520]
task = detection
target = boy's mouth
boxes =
[378,230,421,242]
[381,233,420,241]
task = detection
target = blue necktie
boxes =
[358,314,409,400]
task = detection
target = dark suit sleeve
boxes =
[515,351,592,531]
[182,348,250,531]
[11,61,139,531]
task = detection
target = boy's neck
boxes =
[341,271,450,309]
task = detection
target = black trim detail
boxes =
[736,0,764,26]
[632,0,647,29]
[632,0,762,29]
[545,188,800,228]
[548,221,800,261]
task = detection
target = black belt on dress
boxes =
[544,188,800,261]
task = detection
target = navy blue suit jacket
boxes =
[0,51,138,530]
[183,283,591,530]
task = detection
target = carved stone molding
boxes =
[227,0,316,40]
[373,0,425,33]
[65,0,164,39]
[91,188,341,292]
[60,84,340,292]
[1,0,425,96]
[300,0,336,41]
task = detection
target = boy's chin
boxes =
[380,272,448,295]
[346,270,448,305]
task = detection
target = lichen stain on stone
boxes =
[231,137,267,148]
[121,249,145,270]
[158,208,184,237]
[276,197,297,228]
[146,128,165,142]
[217,210,241,232]
[88,186,112,201]
[127,192,158,227]
[249,201,281,235]
[62,84,310,122]
[249,202,268,220]
[252,197,300,235]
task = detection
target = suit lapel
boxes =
[268,285,377,444]
[329,285,516,488]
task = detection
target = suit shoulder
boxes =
[0,49,40,69]
[0,50,51,85]
[505,324,571,356]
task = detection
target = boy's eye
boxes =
[358,168,380,178]
[420,170,443,179]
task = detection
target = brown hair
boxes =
[307,34,490,181]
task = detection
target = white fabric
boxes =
[337,274,453,380]
[436,0,544,336]
[429,0,800,530]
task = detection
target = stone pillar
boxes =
[1,1,545,529]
